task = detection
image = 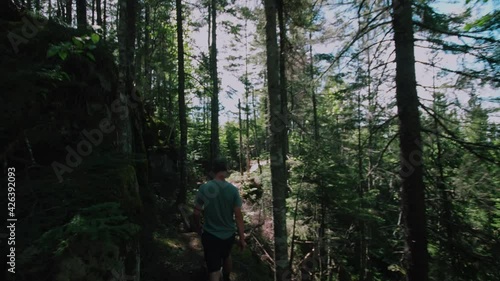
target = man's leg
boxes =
[202,232,223,281]
[222,255,232,281]
[221,235,235,281]
[208,271,221,281]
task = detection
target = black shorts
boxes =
[201,231,235,273]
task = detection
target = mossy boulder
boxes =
[1,14,146,281]
[17,159,143,281]
[241,177,264,203]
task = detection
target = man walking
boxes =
[193,159,247,281]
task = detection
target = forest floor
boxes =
[142,177,274,281]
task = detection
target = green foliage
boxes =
[240,178,264,203]
[231,246,274,281]
[16,157,144,281]
[221,121,241,169]
[5,0,499,280]
[493,199,500,230]
[47,33,100,61]
[37,202,140,256]
[415,3,452,32]
[414,1,500,87]
[464,10,500,31]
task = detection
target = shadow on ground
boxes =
[142,212,273,281]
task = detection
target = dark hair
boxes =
[211,158,228,174]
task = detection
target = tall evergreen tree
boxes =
[263,0,291,279]
[392,0,429,280]
[65,0,72,24]
[209,0,220,165]
[76,0,87,28]
[176,0,187,204]
[116,0,138,154]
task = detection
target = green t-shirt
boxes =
[195,179,242,239]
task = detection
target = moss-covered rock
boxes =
[17,158,143,281]
[241,177,264,203]
[1,14,147,281]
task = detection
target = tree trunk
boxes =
[252,89,262,174]
[244,15,251,172]
[392,1,429,280]
[143,3,151,96]
[116,0,137,154]
[432,91,456,277]
[310,30,326,281]
[96,0,102,25]
[57,0,62,19]
[76,0,87,28]
[319,198,327,281]
[264,0,291,280]
[204,96,208,132]
[310,32,319,143]
[65,0,72,24]
[116,5,145,280]
[277,0,288,176]
[135,1,143,90]
[365,33,375,281]
[103,0,107,38]
[167,72,173,121]
[238,99,244,175]
[357,83,367,281]
[176,0,187,205]
[209,0,220,164]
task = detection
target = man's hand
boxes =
[193,206,203,236]
[238,237,247,251]
[234,206,246,251]
[194,224,202,236]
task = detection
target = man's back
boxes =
[193,158,246,281]
[196,179,242,240]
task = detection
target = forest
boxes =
[1,0,499,280]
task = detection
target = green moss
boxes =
[16,155,144,281]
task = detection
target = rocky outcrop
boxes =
[1,15,147,281]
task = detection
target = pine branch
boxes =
[346,38,393,66]
[416,60,500,85]
[362,115,398,147]
[316,6,392,81]
[369,132,399,178]
[419,103,500,165]
[413,21,500,44]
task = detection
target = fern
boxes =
[36,202,140,257]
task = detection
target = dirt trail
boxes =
[148,228,271,281]
[142,176,274,281]
[162,232,206,280]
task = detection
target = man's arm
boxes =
[193,205,202,234]
[193,186,205,235]
[234,206,246,250]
